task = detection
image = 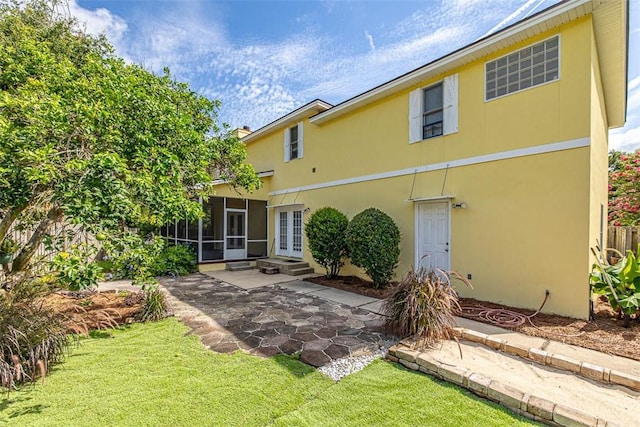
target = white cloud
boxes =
[65,0,576,133]
[609,72,640,152]
[481,0,542,37]
[67,0,128,49]
[629,75,640,92]
[364,30,375,51]
[610,126,640,152]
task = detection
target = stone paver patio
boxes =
[159,273,394,367]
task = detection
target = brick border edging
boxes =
[387,346,620,427]
[453,328,640,393]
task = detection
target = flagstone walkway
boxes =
[158,273,395,367]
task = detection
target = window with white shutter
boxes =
[284,122,303,162]
[409,73,458,143]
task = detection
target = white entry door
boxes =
[416,202,450,270]
[225,209,246,259]
[275,206,303,258]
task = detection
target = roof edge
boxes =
[241,99,333,143]
[310,0,592,125]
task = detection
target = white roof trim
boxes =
[211,170,274,186]
[310,0,593,125]
[241,100,332,143]
[257,170,274,178]
[266,203,304,209]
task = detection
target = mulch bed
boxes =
[306,275,640,362]
[305,275,399,299]
[42,290,144,332]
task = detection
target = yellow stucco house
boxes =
[162,0,628,319]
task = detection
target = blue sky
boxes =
[71,0,639,152]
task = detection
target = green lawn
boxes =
[0,319,536,426]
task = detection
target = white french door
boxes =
[275,206,303,258]
[415,201,450,270]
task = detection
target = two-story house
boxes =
[162,0,628,319]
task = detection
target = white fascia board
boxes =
[211,170,274,186]
[266,203,305,209]
[310,0,592,125]
[257,170,274,178]
[241,100,332,144]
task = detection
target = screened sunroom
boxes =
[160,196,268,263]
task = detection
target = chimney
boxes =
[234,126,252,139]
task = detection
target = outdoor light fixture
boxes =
[452,202,467,209]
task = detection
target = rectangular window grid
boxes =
[293,211,302,252]
[289,125,299,160]
[279,211,288,251]
[486,36,559,100]
[423,83,443,139]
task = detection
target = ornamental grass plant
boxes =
[0,280,72,391]
[383,267,471,349]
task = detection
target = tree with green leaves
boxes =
[0,0,260,283]
[608,150,640,226]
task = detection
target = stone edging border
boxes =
[387,346,620,427]
[452,328,640,393]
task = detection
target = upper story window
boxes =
[423,83,443,139]
[289,125,299,159]
[284,122,303,162]
[485,36,559,101]
[409,74,458,144]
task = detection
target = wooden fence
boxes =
[1,221,95,282]
[607,226,640,255]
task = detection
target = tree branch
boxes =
[10,205,63,273]
[0,204,28,243]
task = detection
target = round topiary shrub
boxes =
[346,207,400,288]
[305,207,349,279]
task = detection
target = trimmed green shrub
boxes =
[345,207,400,288]
[305,207,349,279]
[150,244,197,277]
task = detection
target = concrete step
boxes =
[227,265,253,272]
[389,340,637,426]
[288,267,315,276]
[255,258,314,276]
[226,261,252,272]
[387,318,640,426]
[453,317,640,394]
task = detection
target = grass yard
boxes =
[0,319,537,426]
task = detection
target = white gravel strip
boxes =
[318,341,396,381]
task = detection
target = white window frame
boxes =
[409,73,458,144]
[275,205,304,258]
[422,82,444,140]
[284,121,304,162]
[484,35,560,102]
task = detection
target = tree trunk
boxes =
[10,206,63,273]
[0,204,28,243]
